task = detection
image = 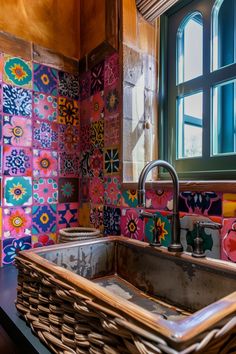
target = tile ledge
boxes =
[122,180,236,192]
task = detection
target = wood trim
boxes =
[122,180,236,192]
[33,44,79,74]
[106,0,119,50]
[0,30,31,60]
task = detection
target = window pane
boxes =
[177,92,203,158]
[177,13,203,83]
[212,80,236,155]
[213,0,235,70]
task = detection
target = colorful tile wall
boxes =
[0,53,80,266]
[80,52,236,264]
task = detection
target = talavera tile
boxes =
[221,218,236,262]
[143,210,171,246]
[179,191,222,216]
[2,236,31,265]
[121,208,144,241]
[223,193,236,217]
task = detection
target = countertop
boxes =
[0,265,52,354]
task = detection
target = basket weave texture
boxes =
[15,256,236,354]
[58,227,101,243]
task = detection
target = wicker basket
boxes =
[58,227,100,243]
[15,237,236,354]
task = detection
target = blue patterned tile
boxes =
[3,84,32,117]
[33,63,58,95]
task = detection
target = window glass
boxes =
[177,92,203,158]
[213,0,235,70]
[177,13,203,83]
[212,80,236,155]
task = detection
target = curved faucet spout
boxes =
[137,160,183,252]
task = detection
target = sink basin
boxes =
[15,236,236,353]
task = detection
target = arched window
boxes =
[177,12,203,84]
[160,0,236,179]
[212,0,235,70]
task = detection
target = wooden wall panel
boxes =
[0,0,80,58]
[80,0,106,58]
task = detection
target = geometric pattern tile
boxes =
[33,178,58,204]
[32,204,57,234]
[33,92,57,122]
[58,178,79,203]
[58,203,78,228]
[33,63,57,95]
[3,146,32,176]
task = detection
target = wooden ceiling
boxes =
[136,0,179,22]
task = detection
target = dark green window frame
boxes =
[159,0,236,180]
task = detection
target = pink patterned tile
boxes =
[33,119,58,149]
[221,218,236,262]
[58,124,79,152]
[3,115,32,146]
[3,206,31,239]
[33,149,58,177]
[105,53,119,88]
[33,178,58,204]
[89,177,104,205]
[33,92,57,122]
[121,208,144,240]
[104,176,121,206]
[104,114,120,147]
[59,152,79,177]
[90,91,104,122]
[58,203,79,228]
[146,189,173,210]
[3,146,32,176]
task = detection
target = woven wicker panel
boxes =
[15,255,236,354]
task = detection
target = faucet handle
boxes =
[192,220,222,258]
[138,210,155,220]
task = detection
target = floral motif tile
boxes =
[3,115,32,146]
[79,150,91,177]
[78,203,90,227]
[3,84,32,117]
[121,189,138,208]
[32,233,56,248]
[91,61,104,95]
[179,192,222,216]
[33,63,57,95]
[103,206,121,235]
[58,97,79,126]
[104,176,121,206]
[221,218,236,262]
[80,177,89,202]
[79,71,91,100]
[33,92,57,121]
[58,178,79,203]
[59,152,79,177]
[3,146,32,176]
[90,91,104,121]
[3,55,32,89]
[3,206,31,238]
[58,203,78,228]
[105,85,120,115]
[121,208,144,241]
[33,178,58,204]
[144,211,171,246]
[89,148,103,178]
[90,120,104,148]
[32,205,57,234]
[33,120,58,149]
[58,124,79,152]
[3,56,30,89]
[4,176,32,206]
[180,215,221,259]
[89,177,104,204]
[80,98,91,126]
[90,205,103,230]
[58,71,79,99]
[33,149,58,177]
[104,147,119,175]
[104,114,120,147]
[3,236,31,265]
[146,189,173,210]
[104,53,119,88]
[80,124,91,151]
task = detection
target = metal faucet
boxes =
[137,160,183,252]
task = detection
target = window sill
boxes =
[122,180,236,192]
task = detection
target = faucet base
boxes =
[168,243,183,252]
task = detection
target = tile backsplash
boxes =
[0,53,80,266]
[1,47,236,266]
